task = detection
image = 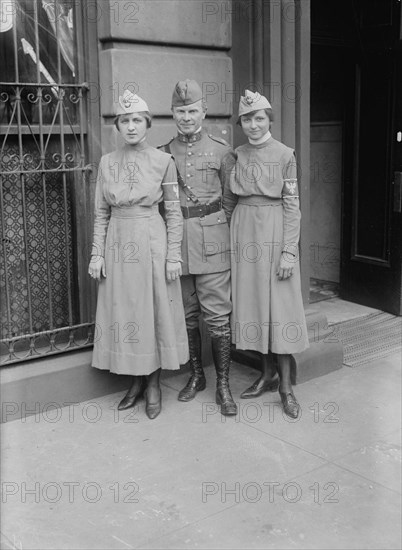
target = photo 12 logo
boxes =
[201,481,339,504]
[1,481,140,504]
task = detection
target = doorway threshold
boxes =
[309,277,339,303]
[307,295,382,326]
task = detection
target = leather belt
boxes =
[181,199,222,219]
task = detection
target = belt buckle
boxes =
[200,202,210,219]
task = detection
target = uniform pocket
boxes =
[195,157,220,171]
[200,211,230,257]
[195,157,220,186]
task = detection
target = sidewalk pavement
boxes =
[1,300,401,550]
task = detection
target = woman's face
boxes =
[240,109,270,140]
[117,113,148,145]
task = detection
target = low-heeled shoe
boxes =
[240,376,279,399]
[279,391,300,418]
[117,382,145,410]
[145,389,162,420]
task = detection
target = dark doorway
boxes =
[311,0,402,314]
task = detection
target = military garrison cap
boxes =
[116,89,149,116]
[172,79,203,107]
[238,90,272,118]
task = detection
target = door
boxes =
[0,0,100,364]
[341,0,402,315]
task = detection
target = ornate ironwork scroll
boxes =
[0,1,94,364]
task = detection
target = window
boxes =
[0,0,96,364]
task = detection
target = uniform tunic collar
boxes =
[177,128,203,143]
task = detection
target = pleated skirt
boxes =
[92,205,189,375]
[230,196,309,355]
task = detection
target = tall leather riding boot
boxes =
[178,327,206,401]
[211,330,237,416]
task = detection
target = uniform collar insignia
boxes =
[177,131,203,143]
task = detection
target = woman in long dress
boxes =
[88,90,189,420]
[224,90,309,418]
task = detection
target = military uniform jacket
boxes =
[160,129,236,275]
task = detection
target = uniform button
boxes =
[188,143,193,147]
[187,163,191,166]
[187,174,191,178]
[187,197,190,201]
[188,152,192,156]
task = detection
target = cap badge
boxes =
[176,83,187,100]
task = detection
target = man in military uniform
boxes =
[159,79,237,416]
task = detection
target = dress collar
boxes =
[122,139,149,152]
[248,130,272,146]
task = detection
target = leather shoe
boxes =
[240,375,279,399]
[178,374,206,402]
[216,387,238,416]
[279,391,300,419]
[118,380,145,410]
[145,389,162,420]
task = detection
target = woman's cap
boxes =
[172,79,203,107]
[238,90,272,117]
[116,89,149,116]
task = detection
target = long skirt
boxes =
[92,205,189,375]
[230,197,309,355]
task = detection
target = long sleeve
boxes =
[221,149,238,225]
[91,156,111,257]
[281,153,301,256]
[162,158,183,262]
[223,165,238,226]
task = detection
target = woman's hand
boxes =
[88,256,106,281]
[277,254,295,280]
[166,261,182,282]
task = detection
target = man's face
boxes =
[172,100,206,135]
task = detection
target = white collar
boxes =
[248,130,271,145]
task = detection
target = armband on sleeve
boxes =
[282,178,299,198]
[162,181,180,203]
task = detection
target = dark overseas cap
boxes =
[172,79,203,107]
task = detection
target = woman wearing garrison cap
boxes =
[223,90,309,418]
[88,90,188,420]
